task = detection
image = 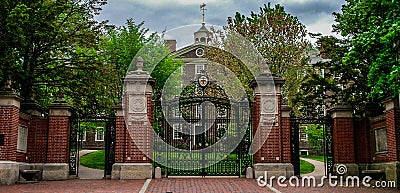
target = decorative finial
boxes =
[200,3,206,26]
[1,75,13,91]
[137,56,144,71]
[262,60,269,74]
[5,76,11,89]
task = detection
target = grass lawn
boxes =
[80,150,105,170]
[300,155,325,162]
[300,159,315,174]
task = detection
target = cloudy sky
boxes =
[96,0,345,48]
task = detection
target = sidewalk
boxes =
[300,157,325,177]
[78,150,104,180]
[0,178,397,193]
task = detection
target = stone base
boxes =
[246,167,253,179]
[111,163,152,180]
[42,163,68,180]
[0,161,19,185]
[333,163,359,177]
[370,161,400,186]
[254,163,294,179]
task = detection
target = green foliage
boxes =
[295,1,400,116]
[302,124,324,150]
[300,155,325,162]
[103,19,183,100]
[334,0,400,100]
[300,159,315,174]
[227,3,311,107]
[80,150,105,170]
[0,0,115,116]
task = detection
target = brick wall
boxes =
[354,118,372,163]
[386,108,400,162]
[27,116,48,163]
[333,117,355,163]
[47,116,70,163]
[0,106,19,161]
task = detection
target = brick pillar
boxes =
[382,97,400,185]
[113,101,125,163]
[42,101,72,180]
[383,97,400,162]
[111,57,155,180]
[250,69,293,178]
[0,88,22,185]
[331,105,358,176]
[281,104,291,163]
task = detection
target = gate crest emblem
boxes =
[198,75,208,87]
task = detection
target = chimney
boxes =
[165,40,177,53]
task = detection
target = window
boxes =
[299,126,308,142]
[173,124,182,139]
[78,131,86,142]
[374,127,388,153]
[195,64,205,75]
[95,127,105,141]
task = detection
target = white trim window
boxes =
[78,131,86,142]
[195,64,205,75]
[95,127,105,141]
[173,124,182,139]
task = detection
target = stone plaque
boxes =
[17,125,28,153]
[129,95,146,113]
[261,96,277,114]
[374,127,388,153]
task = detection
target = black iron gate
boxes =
[153,76,253,176]
[69,116,116,178]
[290,113,334,176]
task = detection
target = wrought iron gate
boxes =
[153,75,253,176]
[69,116,116,177]
[290,114,334,176]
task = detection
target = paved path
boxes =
[1,178,398,192]
[300,157,325,177]
[78,150,104,180]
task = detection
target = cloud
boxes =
[95,0,345,39]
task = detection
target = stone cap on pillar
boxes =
[49,101,73,117]
[329,104,353,118]
[21,100,44,116]
[382,95,399,111]
[249,61,285,94]
[281,103,291,118]
[0,90,23,109]
[112,99,123,117]
[124,57,156,86]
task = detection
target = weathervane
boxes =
[200,3,206,26]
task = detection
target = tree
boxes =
[293,35,372,116]
[334,0,400,99]
[303,124,324,150]
[0,0,114,115]
[102,19,183,101]
[226,3,311,107]
[296,0,400,117]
